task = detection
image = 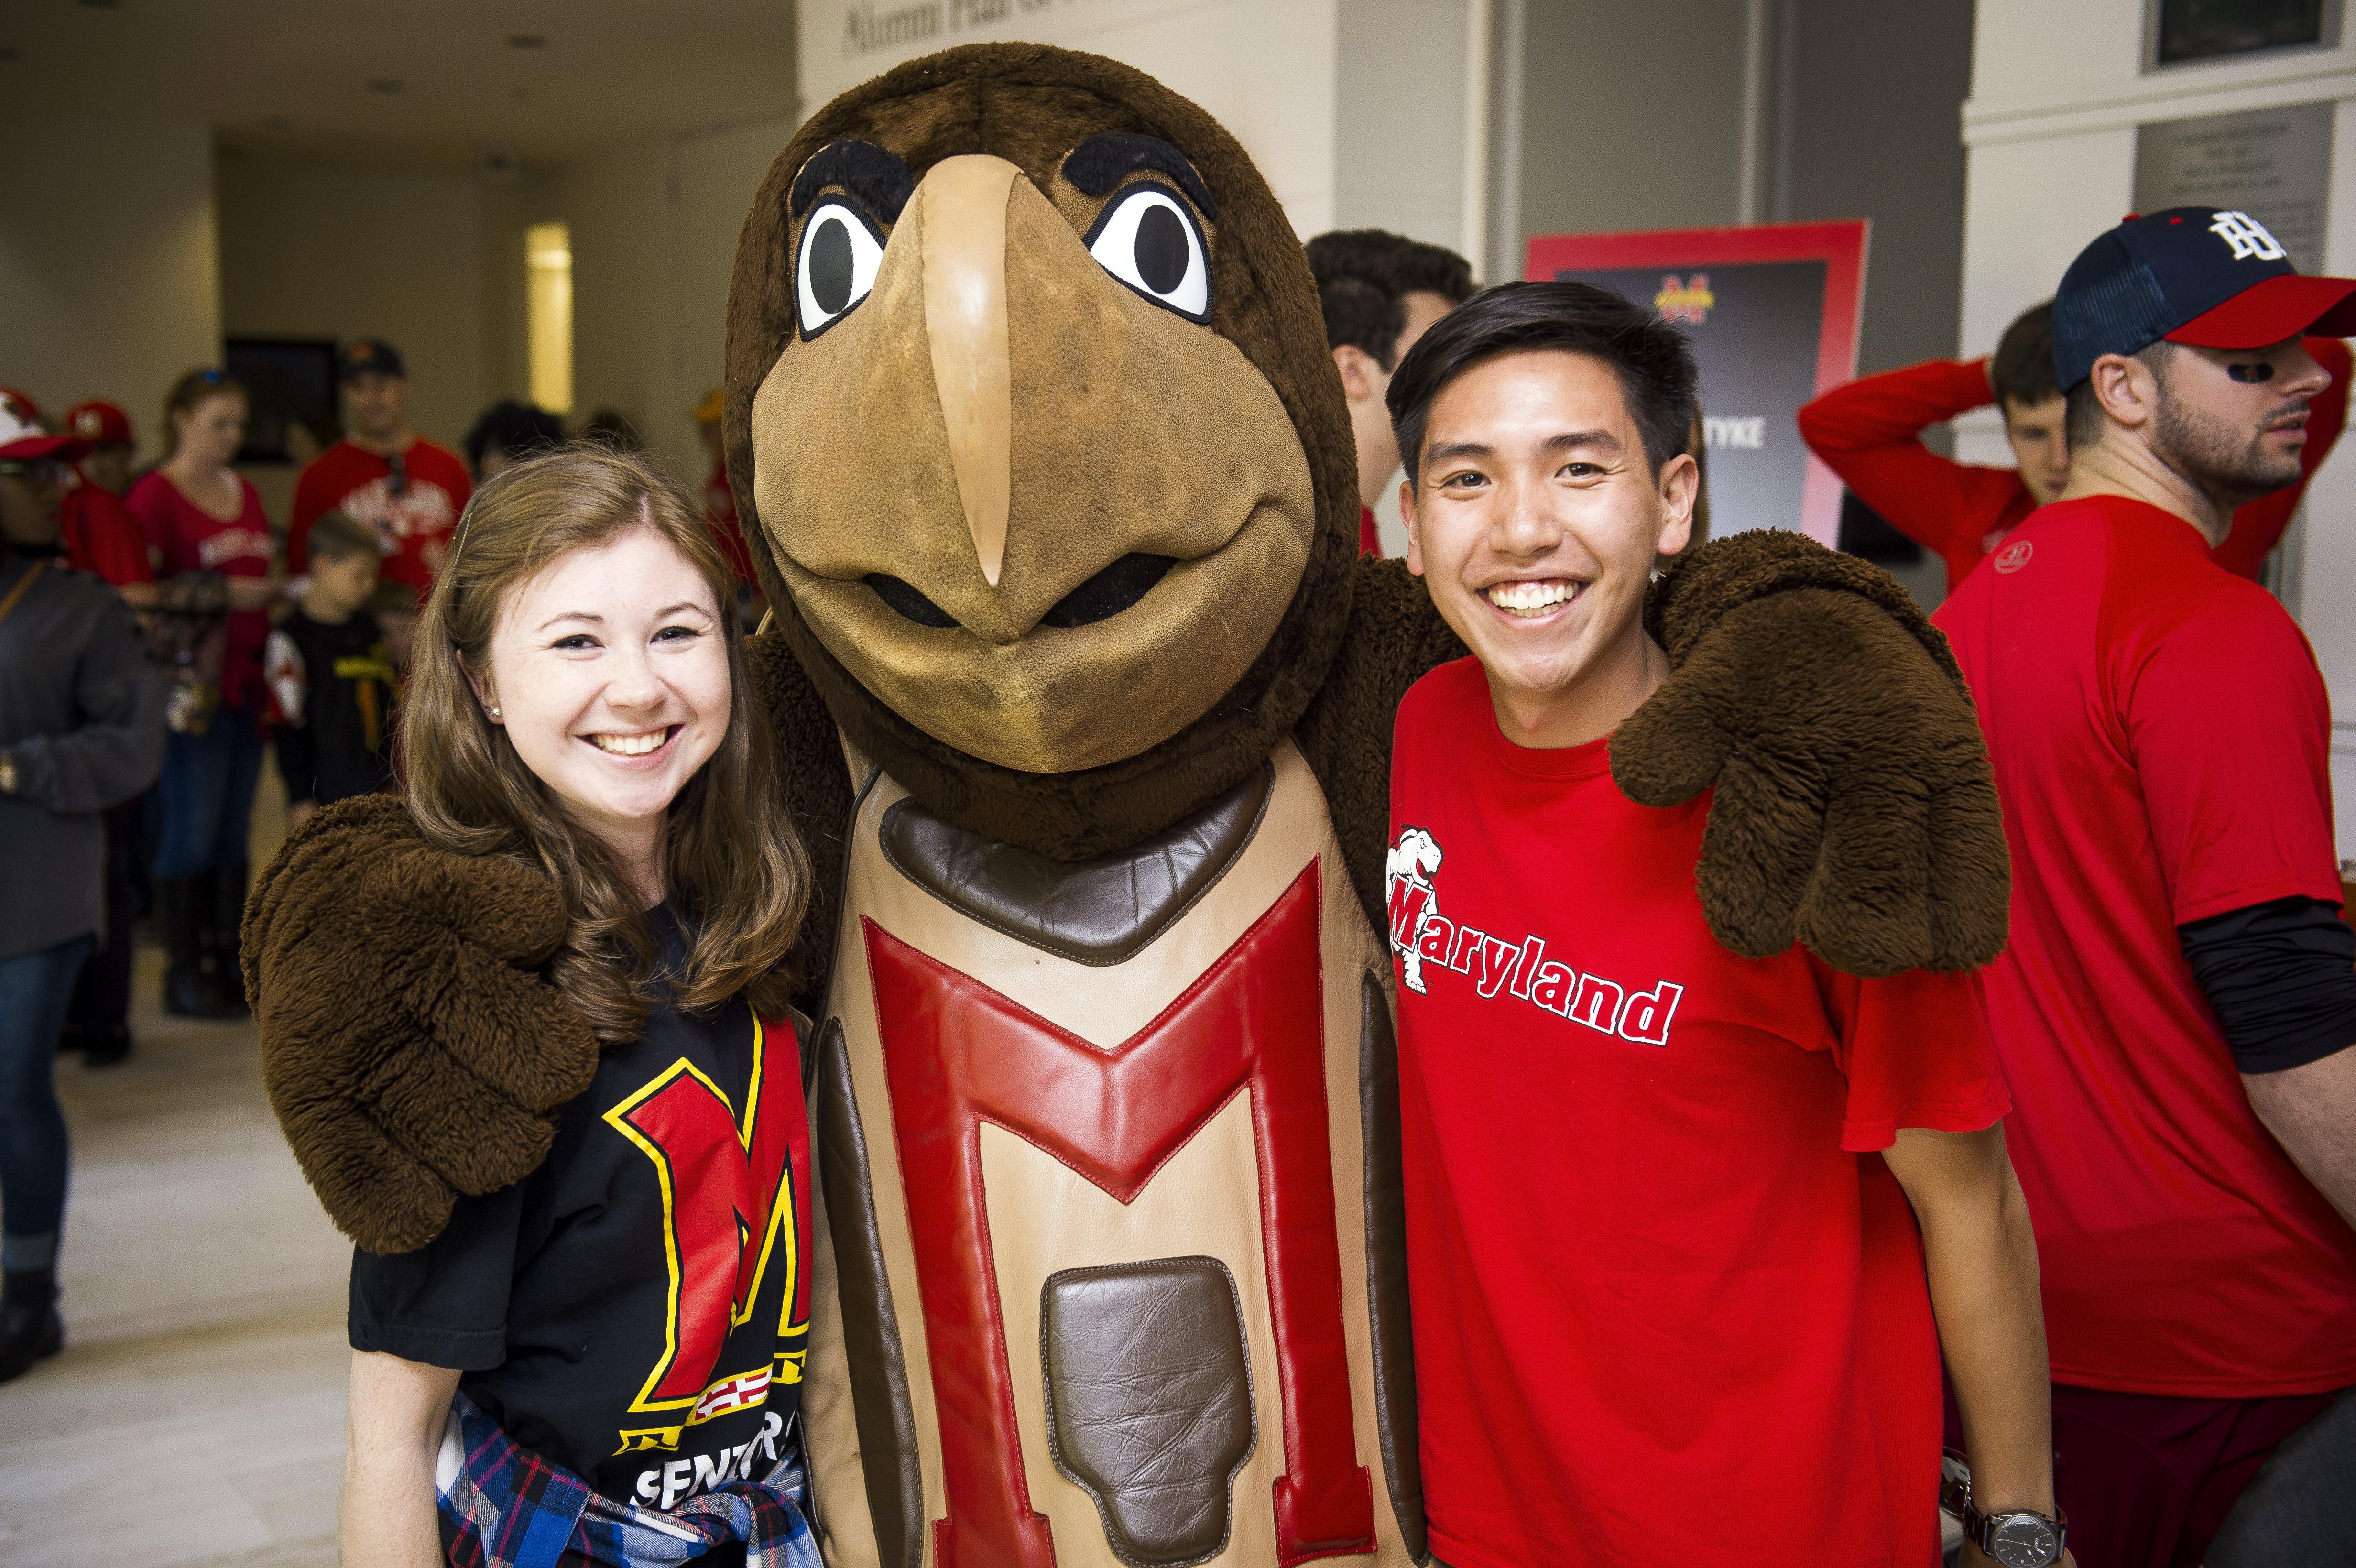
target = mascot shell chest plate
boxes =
[804,740,1421,1568]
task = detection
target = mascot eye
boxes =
[1085,184,1211,322]
[796,200,887,338]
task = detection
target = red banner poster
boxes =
[1527,220,1869,545]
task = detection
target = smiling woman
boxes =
[402,446,808,1045]
[282,445,824,1565]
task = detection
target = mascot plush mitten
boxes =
[247,43,2008,1568]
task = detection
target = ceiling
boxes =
[1,0,800,171]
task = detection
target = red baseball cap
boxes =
[63,398,133,447]
[0,392,90,463]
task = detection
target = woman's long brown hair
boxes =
[401,446,810,1045]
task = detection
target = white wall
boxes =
[545,114,807,485]
[1962,0,2356,856]
[0,112,221,467]
[215,154,491,450]
[797,0,1473,252]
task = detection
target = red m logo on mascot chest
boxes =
[866,863,1375,1568]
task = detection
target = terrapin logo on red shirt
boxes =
[1993,539,2034,574]
[1385,824,1685,1045]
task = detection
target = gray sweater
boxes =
[0,554,166,960]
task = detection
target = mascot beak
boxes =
[917,155,1020,588]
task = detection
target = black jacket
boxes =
[0,554,166,958]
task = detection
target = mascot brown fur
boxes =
[247,43,2007,1568]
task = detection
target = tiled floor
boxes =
[1,887,351,1565]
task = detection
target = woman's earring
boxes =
[489,704,502,719]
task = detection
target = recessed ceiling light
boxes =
[367,78,404,94]
[506,33,548,49]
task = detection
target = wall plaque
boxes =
[2133,102,2335,273]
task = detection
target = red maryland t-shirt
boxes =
[1934,495,2356,1398]
[59,479,153,588]
[1387,657,2011,1568]
[289,436,472,594]
[1797,339,2350,589]
[125,470,274,704]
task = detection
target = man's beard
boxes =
[2150,382,2306,509]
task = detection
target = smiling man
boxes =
[1382,281,2068,1567]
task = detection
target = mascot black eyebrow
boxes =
[247,43,2007,1568]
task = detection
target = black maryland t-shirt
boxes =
[350,908,814,1510]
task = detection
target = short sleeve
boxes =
[2122,587,2342,925]
[347,1181,524,1370]
[1814,964,2011,1152]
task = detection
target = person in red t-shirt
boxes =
[125,369,283,1023]
[1308,230,1472,556]
[1937,209,2356,1568]
[1383,282,2068,1568]
[1801,301,2349,591]
[55,400,155,610]
[55,399,155,1069]
[289,339,472,594]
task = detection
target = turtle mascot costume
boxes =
[248,44,2007,1568]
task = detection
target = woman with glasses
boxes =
[0,392,164,1381]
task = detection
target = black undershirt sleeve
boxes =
[2178,896,2356,1075]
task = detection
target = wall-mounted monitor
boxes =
[2149,0,2342,69]
[224,337,339,466]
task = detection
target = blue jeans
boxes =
[0,934,94,1271]
[153,704,263,879]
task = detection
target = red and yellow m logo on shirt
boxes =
[603,1015,812,1451]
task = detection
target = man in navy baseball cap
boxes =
[2053,207,2356,392]
[1932,207,2356,1568]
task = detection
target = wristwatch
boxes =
[1941,1452,2066,1567]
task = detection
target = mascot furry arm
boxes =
[247,44,2004,1271]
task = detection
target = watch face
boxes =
[1989,1514,2060,1568]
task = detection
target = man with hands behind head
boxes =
[1935,208,2356,1568]
[1382,280,2066,1568]
[1800,298,2347,590]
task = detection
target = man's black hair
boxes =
[463,399,567,471]
[1386,279,1700,487]
[1307,229,1475,370]
[1991,301,2059,411]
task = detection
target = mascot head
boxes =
[725,44,1359,856]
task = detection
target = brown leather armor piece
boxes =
[1040,1257,1256,1567]
[878,764,1272,965]
[1357,974,1427,1563]
[814,1019,926,1568]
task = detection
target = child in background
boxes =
[265,511,396,832]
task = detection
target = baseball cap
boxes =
[0,391,90,464]
[340,338,408,382]
[2053,207,2356,391]
[64,398,133,447]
